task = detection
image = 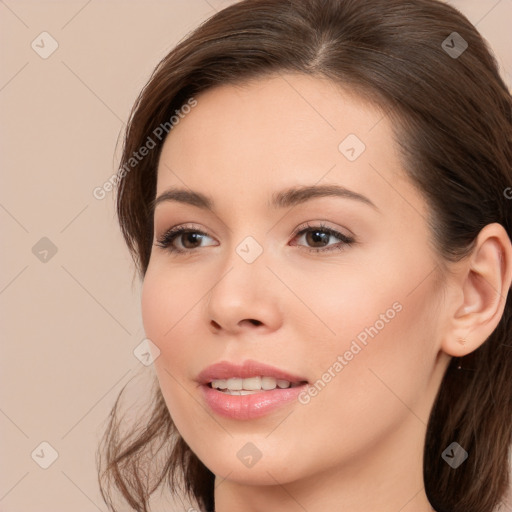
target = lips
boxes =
[196,359,309,385]
[196,359,310,420]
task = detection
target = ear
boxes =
[441,222,512,358]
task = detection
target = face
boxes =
[141,73,450,486]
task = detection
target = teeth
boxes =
[226,377,243,390]
[211,376,298,391]
[262,376,277,390]
[242,376,261,390]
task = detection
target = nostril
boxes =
[210,319,262,329]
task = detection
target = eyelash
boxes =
[155,222,355,255]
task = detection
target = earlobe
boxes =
[442,223,512,358]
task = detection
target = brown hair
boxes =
[97,1,512,511]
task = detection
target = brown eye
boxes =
[292,223,355,253]
[155,226,216,254]
[180,232,205,249]
[304,229,331,247]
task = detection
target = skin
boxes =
[141,73,512,512]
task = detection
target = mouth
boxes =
[197,359,309,389]
[197,360,310,420]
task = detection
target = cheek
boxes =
[140,265,200,386]
[307,268,439,433]
[286,259,400,353]
[141,264,199,346]
[141,266,199,421]
[299,249,439,407]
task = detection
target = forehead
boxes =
[159,73,388,165]
[155,73,421,218]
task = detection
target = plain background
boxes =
[1,1,511,510]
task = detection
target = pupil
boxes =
[183,233,202,248]
[307,230,328,247]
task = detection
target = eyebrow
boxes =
[150,184,379,214]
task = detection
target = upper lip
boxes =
[197,359,309,385]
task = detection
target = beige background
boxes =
[1,1,511,511]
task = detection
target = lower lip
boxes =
[200,384,308,420]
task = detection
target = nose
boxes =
[205,248,283,335]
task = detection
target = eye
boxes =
[291,222,355,253]
[155,225,217,254]
[155,221,355,255]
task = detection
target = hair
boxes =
[96,1,512,511]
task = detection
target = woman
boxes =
[97,1,512,511]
